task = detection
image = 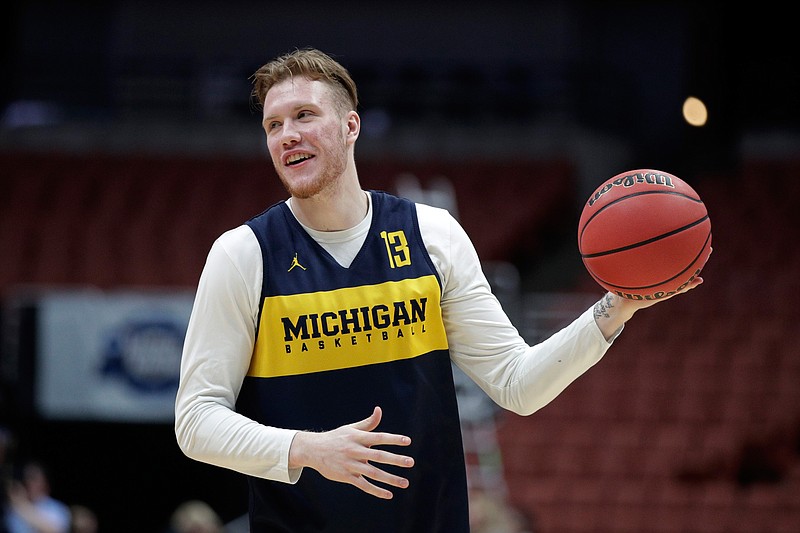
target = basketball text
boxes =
[613,268,701,301]
[588,171,675,207]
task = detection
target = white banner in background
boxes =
[36,289,195,422]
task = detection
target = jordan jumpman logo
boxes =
[288,253,307,272]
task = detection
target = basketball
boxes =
[578,169,712,300]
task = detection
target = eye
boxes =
[267,120,280,131]
[297,110,313,120]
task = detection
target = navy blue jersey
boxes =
[238,191,469,533]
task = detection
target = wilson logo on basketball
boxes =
[587,171,675,207]
[613,268,702,301]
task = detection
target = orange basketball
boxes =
[578,169,712,300]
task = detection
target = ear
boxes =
[345,111,360,144]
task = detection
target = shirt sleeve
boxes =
[174,225,301,483]
[416,203,614,416]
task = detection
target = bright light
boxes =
[682,96,708,127]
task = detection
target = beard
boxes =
[274,135,349,200]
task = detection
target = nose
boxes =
[280,120,301,146]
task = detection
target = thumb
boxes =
[350,406,382,432]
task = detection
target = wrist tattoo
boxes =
[593,293,615,320]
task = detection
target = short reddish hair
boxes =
[251,48,359,114]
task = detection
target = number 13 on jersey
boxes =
[380,230,411,268]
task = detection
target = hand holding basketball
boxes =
[578,169,711,301]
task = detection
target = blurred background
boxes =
[1,1,798,532]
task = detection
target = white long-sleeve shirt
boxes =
[175,196,614,484]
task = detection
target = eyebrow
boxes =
[262,103,314,124]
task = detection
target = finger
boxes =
[352,475,395,500]
[360,462,411,490]
[350,406,382,432]
[365,447,415,468]
[362,431,412,449]
[350,406,413,448]
[678,276,703,294]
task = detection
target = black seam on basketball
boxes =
[581,215,709,259]
[585,230,711,291]
[578,191,704,247]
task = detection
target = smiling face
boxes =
[262,76,358,199]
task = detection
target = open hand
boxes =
[288,406,414,499]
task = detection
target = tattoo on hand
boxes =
[593,294,614,320]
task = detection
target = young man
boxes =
[174,48,703,532]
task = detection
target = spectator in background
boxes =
[167,500,224,533]
[68,505,97,533]
[4,460,70,533]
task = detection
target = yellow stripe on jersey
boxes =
[248,276,448,378]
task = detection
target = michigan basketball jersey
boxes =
[238,191,469,532]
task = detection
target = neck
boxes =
[290,174,368,231]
